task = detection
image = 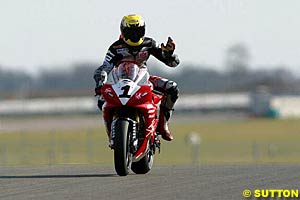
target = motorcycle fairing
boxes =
[112,79,141,105]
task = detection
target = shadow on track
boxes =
[0,174,116,179]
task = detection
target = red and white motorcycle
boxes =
[100,62,162,176]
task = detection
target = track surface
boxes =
[0,164,299,200]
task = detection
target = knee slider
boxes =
[165,81,179,102]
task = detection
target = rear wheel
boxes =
[131,141,154,174]
[114,119,131,176]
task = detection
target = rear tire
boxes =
[114,119,131,176]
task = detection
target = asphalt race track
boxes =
[1,164,300,200]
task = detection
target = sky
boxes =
[1,0,300,74]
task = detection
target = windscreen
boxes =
[116,62,139,81]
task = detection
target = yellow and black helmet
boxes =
[120,14,145,46]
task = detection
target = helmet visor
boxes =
[122,26,145,43]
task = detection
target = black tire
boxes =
[131,142,154,174]
[114,119,131,176]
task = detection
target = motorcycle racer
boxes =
[94,14,180,142]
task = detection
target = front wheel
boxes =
[114,119,132,176]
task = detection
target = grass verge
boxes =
[1,118,300,166]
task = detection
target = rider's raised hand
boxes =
[161,37,176,56]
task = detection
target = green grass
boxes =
[1,118,300,166]
[0,129,112,166]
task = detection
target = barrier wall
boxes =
[0,93,299,118]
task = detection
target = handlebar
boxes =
[152,90,164,95]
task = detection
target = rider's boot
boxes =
[158,107,174,141]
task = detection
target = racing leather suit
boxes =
[94,37,180,141]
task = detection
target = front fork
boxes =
[109,109,161,155]
[111,117,138,153]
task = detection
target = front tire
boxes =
[114,119,131,176]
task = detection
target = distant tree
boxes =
[1,60,300,99]
[34,63,97,97]
[0,67,33,98]
[224,43,250,76]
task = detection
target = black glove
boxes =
[94,68,107,83]
[97,97,105,111]
[161,37,176,56]
[95,85,102,95]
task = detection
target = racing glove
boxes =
[97,95,105,111]
[94,67,108,83]
[94,70,107,95]
[161,37,176,56]
[95,85,102,95]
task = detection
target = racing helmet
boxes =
[120,14,145,46]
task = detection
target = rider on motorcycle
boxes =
[94,14,180,142]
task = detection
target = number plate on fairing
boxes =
[112,79,141,105]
